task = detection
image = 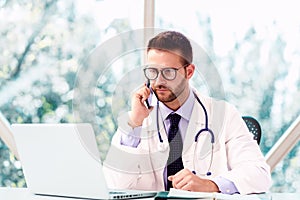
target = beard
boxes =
[153,77,187,103]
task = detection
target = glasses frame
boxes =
[143,64,189,81]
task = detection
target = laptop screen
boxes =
[12,123,157,199]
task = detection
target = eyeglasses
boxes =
[143,64,188,81]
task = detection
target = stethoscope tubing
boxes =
[156,91,215,144]
[154,90,215,176]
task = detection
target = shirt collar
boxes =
[159,88,195,122]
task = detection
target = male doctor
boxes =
[103,31,272,194]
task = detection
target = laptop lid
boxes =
[11,123,156,199]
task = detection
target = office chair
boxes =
[242,116,262,145]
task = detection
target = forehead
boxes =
[147,49,182,66]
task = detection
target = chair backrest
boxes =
[242,116,262,145]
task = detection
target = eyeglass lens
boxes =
[144,68,178,80]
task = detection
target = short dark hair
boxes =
[147,31,193,65]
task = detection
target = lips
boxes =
[154,86,169,93]
[156,88,168,92]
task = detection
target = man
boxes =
[103,31,272,194]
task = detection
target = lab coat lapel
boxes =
[143,106,169,171]
[142,106,166,134]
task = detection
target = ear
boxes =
[185,64,195,79]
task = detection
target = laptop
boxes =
[11,123,157,199]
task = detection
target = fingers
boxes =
[168,169,220,192]
[168,169,193,190]
[133,84,151,107]
[140,85,151,105]
[129,84,153,127]
[168,175,174,181]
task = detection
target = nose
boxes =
[155,71,167,85]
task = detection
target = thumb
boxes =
[168,175,174,181]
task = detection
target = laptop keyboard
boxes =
[109,191,126,194]
[109,191,146,199]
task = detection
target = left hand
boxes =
[168,169,220,192]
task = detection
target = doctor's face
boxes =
[145,49,194,104]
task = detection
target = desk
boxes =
[0,187,154,200]
[1,187,300,200]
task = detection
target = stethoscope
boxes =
[154,90,215,176]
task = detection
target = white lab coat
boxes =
[103,91,272,195]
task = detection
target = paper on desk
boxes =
[168,188,263,200]
[168,188,215,198]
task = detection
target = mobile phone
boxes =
[145,80,151,109]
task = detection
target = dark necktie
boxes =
[166,113,184,190]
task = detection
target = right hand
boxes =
[168,169,220,192]
[128,84,153,127]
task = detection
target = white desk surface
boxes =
[1,187,300,200]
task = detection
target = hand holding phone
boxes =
[128,80,153,127]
